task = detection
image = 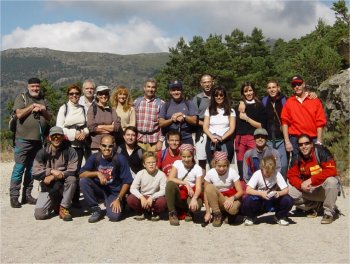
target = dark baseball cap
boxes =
[290,75,304,84]
[28,77,41,84]
[168,80,183,89]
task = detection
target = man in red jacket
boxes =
[287,134,339,224]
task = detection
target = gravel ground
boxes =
[1,161,349,263]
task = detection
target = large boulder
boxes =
[318,68,350,129]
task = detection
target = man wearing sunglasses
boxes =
[10,77,52,208]
[243,128,281,183]
[79,135,133,223]
[281,75,327,158]
[32,126,78,221]
[287,134,339,224]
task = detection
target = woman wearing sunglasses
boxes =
[203,86,236,166]
[87,85,121,153]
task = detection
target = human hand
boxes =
[223,197,234,210]
[204,212,212,222]
[43,175,55,185]
[186,184,194,197]
[189,197,198,211]
[140,196,148,209]
[260,191,269,200]
[97,172,107,185]
[110,199,121,213]
[285,141,293,152]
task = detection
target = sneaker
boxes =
[21,195,37,205]
[274,216,289,226]
[134,214,145,221]
[306,209,318,218]
[88,206,102,223]
[212,212,223,227]
[59,206,73,221]
[321,214,333,224]
[10,197,22,208]
[184,212,193,222]
[151,213,160,222]
[244,217,255,226]
[169,211,179,226]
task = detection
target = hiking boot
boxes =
[184,212,193,222]
[10,197,22,208]
[212,212,223,227]
[21,195,37,205]
[134,214,145,221]
[88,206,102,223]
[169,211,179,226]
[59,206,73,221]
[274,216,289,226]
[306,209,318,218]
[151,213,160,222]
[321,214,333,224]
[244,217,256,226]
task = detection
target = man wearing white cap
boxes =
[243,128,281,183]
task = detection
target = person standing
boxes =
[10,77,51,208]
[281,75,327,157]
[159,80,198,145]
[86,85,121,153]
[192,74,214,171]
[134,78,164,152]
[32,127,78,221]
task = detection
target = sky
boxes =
[1,0,338,55]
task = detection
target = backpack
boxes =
[64,102,86,117]
[9,93,27,133]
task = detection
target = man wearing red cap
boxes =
[281,75,327,157]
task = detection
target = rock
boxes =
[318,68,350,129]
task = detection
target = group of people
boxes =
[9,74,341,226]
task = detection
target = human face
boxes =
[68,88,81,104]
[291,81,305,97]
[181,150,194,168]
[298,137,313,157]
[144,157,157,175]
[214,91,225,106]
[83,82,95,99]
[200,76,214,95]
[167,135,180,151]
[266,82,280,99]
[243,86,254,101]
[143,81,157,99]
[215,160,228,176]
[99,136,114,158]
[169,87,182,101]
[254,135,268,149]
[123,129,137,146]
[27,83,41,98]
[50,134,64,148]
[96,90,110,105]
[262,168,274,178]
[117,92,128,105]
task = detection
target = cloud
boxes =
[2,18,176,54]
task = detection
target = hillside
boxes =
[0,48,169,127]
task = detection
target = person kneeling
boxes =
[127,152,167,221]
[204,151,243,227]
[32,126,78,221]
[79,135,133,223]
[241,155,294,226]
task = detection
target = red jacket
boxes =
[287,145,337,190]
[281,95,326,137]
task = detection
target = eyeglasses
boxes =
[101,144,114,149]
[291,82,303,88]
[69,92,81,96]
[215,93,224,98]
[51,134,63,140]
[298,141,311,147]
[254,135,267,139]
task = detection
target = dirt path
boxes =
[1,161,349,263]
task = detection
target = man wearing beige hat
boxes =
[243,128,281,183]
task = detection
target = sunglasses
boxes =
[97,92,110,96]
[214,93,224,98]
[51,134,63,140]
[298,141,311,147]
[101,144,114,149]
[69,92,81,96]
[254,135,267,139]
[291,82,303,88]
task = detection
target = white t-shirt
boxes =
[173,160,203,187]
[204,167,240,192]
[247,170,287,191]
[205,107,236,137]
